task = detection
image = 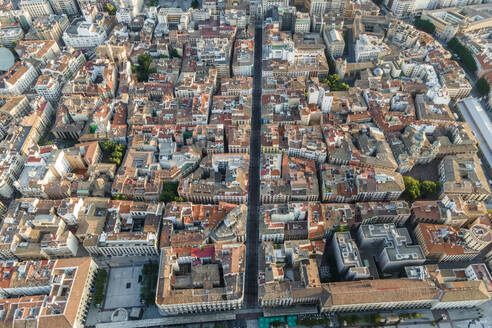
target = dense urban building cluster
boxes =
[0,0,492,326]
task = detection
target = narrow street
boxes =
[244,26,263,309]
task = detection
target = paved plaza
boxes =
[104,265,144,310]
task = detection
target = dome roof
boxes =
[0,48,15,72]
[373,68,383,76]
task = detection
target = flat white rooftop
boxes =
[457,97,492,169]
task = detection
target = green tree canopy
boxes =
[321,74,349,91]
[403,177,441,201]
[93,269,108,306]
[414,18,436,34]
[104,3,116,15]
[170,48,181,58]
[476,77,490,96]
[132,53,154,82]
[402,176,421,201]
[448,37,477,74]
[159,181,181,202]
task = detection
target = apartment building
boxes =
[35,74,63,101]
[328,124,398,171]
[49,0,79,15]
[415,223,480,262]
[42,48,86,81]
[355,34,391,62]
[323,28,345,58]
[259,241,324,308]
[84,201,164,257]
[389,0,415,19]
[156,244,245,314]
[232,39,254,77]
[287,125,327,163]
[111,150,163,201]
[0,150,25,198]
[295,12,310,33]
[0,260,54,298]
[227,125,250,153]
[439,155,490,201]
[321,279,440,312]
[332,231,371,280]
[15,40,61,66]
[358,224,426,271]
[62,20,107,48]
[260,203,308,242]
[0,198,80,260]
[357,201,411,226]
[261,154,319,204]
[196,38,233,78]
[62,59,118,98]
[29,15,69,42]
[465,263,492,294]
[321,165,404,202]
[320,275,490,312]
[14,146,72,199]
[20,0,54,18]
[0,25,24,48]
[0,258,97,328]
[462,217,492,252]
[179,153,249,204]
[0,62,39,95]
[164,202,246,244]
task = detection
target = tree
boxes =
[93,269,108,306]
[448,37,477,74]
[140,261,158,306]
[321,74,349,91]
[366,313,382,324]
[414,18,436,34]
[476,77,490,96]
[191,0,199,8]
[334,225,349,232]
[100,140,126,166]
[170,48,181,58]
[104,3,116,15]
[133,53,154,82]
[349,314,360,324]
[421,180,438,198]
[402,176,421,201]
[159,181,181,202]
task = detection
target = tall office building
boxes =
[20,0,54,18]
[49,0,79,15]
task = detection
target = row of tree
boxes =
[140,262,159,305]
[402,176,441,201]
[447,37,478,74]
[414,18,436,34]
[93,269,108,307]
